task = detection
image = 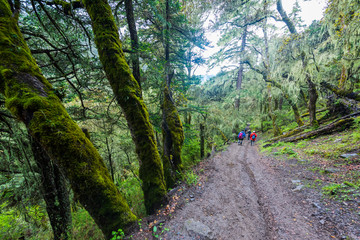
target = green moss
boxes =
[162,86,184,187]
[82,0,167,214]
[0,3,137,238]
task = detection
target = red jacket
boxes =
[250,132,257,141]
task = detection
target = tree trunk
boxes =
[161,86,184,187]
[31,138,72,240]
[0,3,136,238]
[125,0,141,88]
[161,0,184,188]
[281,116,355,143]
[200,123,205,159]
[234,98,240,111]
[300,89,308,107]
[301,50,319,127]
[105,136,115,182]
[276,0,297,34]
[338,65,348,90]
[235,27,247,110]
[82,0,167,214]
[307,77,318,127]
[266,111,360,145]
[236,27,247,90]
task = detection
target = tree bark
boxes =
[0,2,137,238]
[161,0,184,188]
[200,123,205,159]
[105,136,115,182]
[236,27,248,90]
[262,17,281,137]
[276,0,297,34]
[125,0,141,88]
[162,86,184,188]
[307,77,318,127]
[266,111,360,144]
[82,0,167,214]
[281,116,355,143]
[301,51,319,127]
[31,138,72,240]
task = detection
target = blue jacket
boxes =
[238,131,246,139]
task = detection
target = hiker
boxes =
[247,129,251,140]
[250,131,257,146]
[238,129,246,145]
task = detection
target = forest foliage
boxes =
[0,0,359,239]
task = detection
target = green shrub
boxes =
[72,208,104,240]
[182,138,201,168]
[183,170,198,186]
[322,181,360,201]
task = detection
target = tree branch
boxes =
[321,81,360,101]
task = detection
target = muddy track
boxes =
[163,142,332,240]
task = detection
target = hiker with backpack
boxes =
[250,131,257,146]
[247,129,251,140]
[238,129,246,145]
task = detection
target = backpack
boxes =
[251,134,256,140]
[239,132,244,139]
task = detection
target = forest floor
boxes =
[130,137,360,240]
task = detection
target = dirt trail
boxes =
[163,141,332,240]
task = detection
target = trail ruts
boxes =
[161,141,331,239]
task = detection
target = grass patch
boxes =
[322,181,360,201]
[183,170,198,186]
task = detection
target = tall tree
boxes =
[276,0,297,34]
[30,138,72,240]
[235,26,248,110]
[125,0,141,88]
[82,0,167,214]
[0,1,137,238]
[161,0,185,187]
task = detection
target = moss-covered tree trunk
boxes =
[262,16,281,137]
[31,138,72,240]
[301,51,319,127]
[307,77,319,127]
[0,1,137,238]
[82,0,166,214]
[160,0,185,188]
[162,86,184,187]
